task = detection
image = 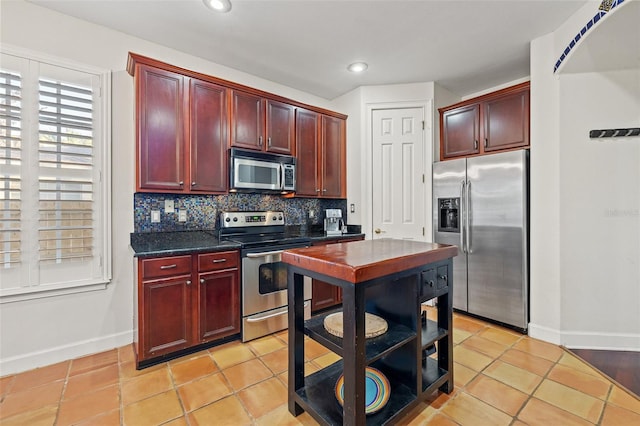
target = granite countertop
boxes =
[296,224,364,243]
[130,225,364,258]
[130,230,241,258]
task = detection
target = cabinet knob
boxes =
[439,275,448,282]
[179,181,184,186]
[191,181,197,186]
[473,140,478,150]
[268,137,272,147]
[200,278,205,284]
[259,136,263,146]
[484,138,488,148]
[186,280,192,286]
[429,280,435,287]
[316,189,320,193]
[323,189,327,192]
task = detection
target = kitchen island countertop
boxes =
[282,238,458,283]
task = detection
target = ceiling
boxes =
[27,0,588,99]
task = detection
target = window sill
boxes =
[0,280,111,304]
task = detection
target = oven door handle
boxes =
[245,302,310,322]
[245,249,285,258]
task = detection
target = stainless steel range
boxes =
[219,211,311,341]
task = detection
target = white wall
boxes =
[529,1,640,350]
[334,83,437,239]
[0,0,336,374]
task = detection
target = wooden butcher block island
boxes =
[283,239,458,425]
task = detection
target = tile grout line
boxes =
[167,358,190,425]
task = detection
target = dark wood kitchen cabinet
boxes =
[135,250,240,367]
[439,82,529,160]
[321,115,346,198]
[128,52,347,195]
[135,65,186,192]
[295,109,321,197]
[189,79,229,193]
[231,90,295,155]
[138,255,193,359]
[295,110,347,198]
[310,236,364,313]
[197,251,240,343]
[133,61,228,194]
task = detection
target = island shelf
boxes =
[283,239,457,425]
[304,308,416,363]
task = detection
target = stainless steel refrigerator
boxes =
[433,149,528,331]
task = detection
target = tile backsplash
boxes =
[134,193,347,233]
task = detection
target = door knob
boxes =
[374,228,384,234]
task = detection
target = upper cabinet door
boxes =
[231,90,264,150]
[483,90,529,152]
[189,79,229,193]
[295,109,320,197]
[321,115,346,198]
[266,100,295,155]
[137,65,187,191]
[441,104,480,159]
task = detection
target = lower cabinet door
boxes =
[311,279,340,312]
[198,269,240,342]
[142,276,192,358]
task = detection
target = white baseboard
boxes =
[528,323,640,351]
[561,330,640,351]
[528,322,562,345]
[0,330,134,375]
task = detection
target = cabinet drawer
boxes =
[198,251,239,272]
[421,268,437,300]
[141,255,192,280]
[437,266,449,290]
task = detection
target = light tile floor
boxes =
[1,310,638,425]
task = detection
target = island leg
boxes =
[288,269,305,416]
[341,282,366,425]
[438,260,454,394]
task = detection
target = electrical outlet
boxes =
[309,210,315,218]
[151,210,160,223]
[178,210,187,222]
[350,204,356,213]
[164,199,175,213]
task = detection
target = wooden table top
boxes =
[282,239,457,283]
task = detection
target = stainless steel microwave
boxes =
[229,148,296,193]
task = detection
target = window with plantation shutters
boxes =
[0,50,111,302]
[0,69,21,270]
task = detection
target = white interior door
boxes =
[372,107,426,240]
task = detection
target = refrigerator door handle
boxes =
[466,180,472,253]
[460,180,466,253]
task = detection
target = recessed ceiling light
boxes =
[203,0,232,13]
[347,62,368,73]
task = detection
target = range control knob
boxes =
[225,217,231,222]
[233,217,238,222]
[278,216,283,221]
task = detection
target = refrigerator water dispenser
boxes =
[438,198,460,232]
